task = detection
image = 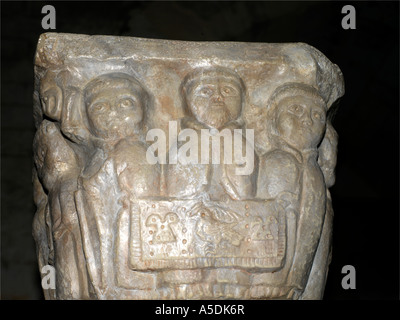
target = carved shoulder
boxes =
[256,150,300,199]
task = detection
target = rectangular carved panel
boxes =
[128,200,286,271]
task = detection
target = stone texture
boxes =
[32,32,344,300]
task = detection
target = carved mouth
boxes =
[300,124,312,131]
[210,103,225,107]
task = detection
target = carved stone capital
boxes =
[33,33,344,300]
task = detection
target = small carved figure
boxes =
[33,120,89,299]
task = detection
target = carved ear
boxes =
[60,86,92,145]
[318,122,338,188]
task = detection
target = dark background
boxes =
[1,1,398,300]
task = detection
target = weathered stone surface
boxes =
[32,32,344,300]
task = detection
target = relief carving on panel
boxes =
[33,33,344,300]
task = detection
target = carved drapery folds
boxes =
[33,33,344,300]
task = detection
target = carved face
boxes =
[275,95,326,150]
[40,84,63,120]
[186,77,242,129]
[85,81,144,140]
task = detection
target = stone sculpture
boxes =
[32,33,344,300]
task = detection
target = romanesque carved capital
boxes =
[33,33,344,300]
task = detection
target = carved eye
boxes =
[288,104,304,116]
[90,102,107,112]
[118,98,134,109]
[221,85,237,97]
[313,111,324,122]
[197,86,213,97]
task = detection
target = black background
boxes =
[1,1,398,300]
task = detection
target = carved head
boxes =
[267,83,327,151]
[40,70,63,121]
[181,67,245,129]
[83,73,149,141]
[33,120,78,189]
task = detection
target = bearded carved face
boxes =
[186,76,242,129]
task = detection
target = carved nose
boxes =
[212,93,223,103]
[301,114,313,126]
[110,103,119,115]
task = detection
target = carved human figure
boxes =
[32,69,93,299]
[74,73,161,297]
[82,72,160,199]
[33,120,90,299]
[166,67,257,200]
[255,83,328,298]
